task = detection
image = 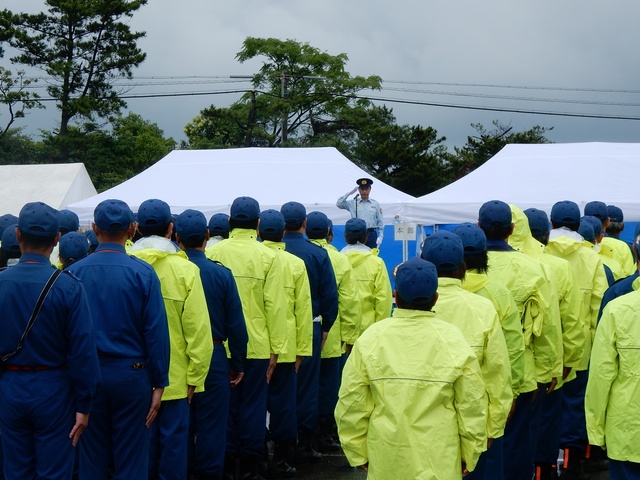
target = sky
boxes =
[3,1,640,149]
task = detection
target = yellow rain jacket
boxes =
[463,270,526,396]
[545,228,607,371]
[262,240,313,363]
[310,239,361,358]
[342,249,393,335]
[335,309,487,479]
[590,241,625,282]
[130,237,213,400]
[600,235,636,277]
[585,289,640,462]
[434,277,512,438]
[206,228,288,359]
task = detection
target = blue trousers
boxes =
[79,357,152,480]
[267,362,297,443]
[318,357,341,419]
[609,459,640,480]
[227,358,269,458]
[297,323,322,434]
[467,436,504,480]
[533,386,563,464]
[149,398,190,480]
[189,346,230,477]
[504,390,535,480]
[0,369,75,480]
[559,370,588,450]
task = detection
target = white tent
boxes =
[405,142,640,225]
[0,163,97,216]
[67,147,415,225]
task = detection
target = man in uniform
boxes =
[129,199,213,480]
[335,257,488,479]
[174,209,248,480]
[0,201,100,480]
[206,213,230,248]
[70,199,170,480]
[280,201,338,463]
[336,178,384,249]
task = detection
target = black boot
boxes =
[534,463,559,480]
[296,430,322,464]
[268,442,296,478]
[583,445,608,473]
[238,455,266,480]
[559,448,588,480]
[317,417,341,453]
[223,454,240,480]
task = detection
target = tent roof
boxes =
[0,163,97,216]
[68,147,414,225]
[405,142,640,225]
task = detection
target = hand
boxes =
[187,385,196,404]
[230,370,244,388]
[359,463,368,471]
[563,366,572,380]
[547,377,558,395]
[266,353,278,384]
[349,187,358,195]
[320,331,329,351]
[69,412,89,447]
[345,344,353,357]
[376,236,383,248]
[507,398,517,423]
[146,387,164,427]
[461,462,470,477]
[295,355,304,373]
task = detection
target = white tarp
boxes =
[67,147,415,225]
[0,163,97,216]
[405,142,640,225]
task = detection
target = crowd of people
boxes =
[0,187,638,480]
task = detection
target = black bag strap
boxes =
[1,268,64,363]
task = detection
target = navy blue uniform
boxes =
[0,253,99,480]
[281,233,338,435]
[184,250,247,479]
[69,243,170,480]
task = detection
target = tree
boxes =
[451,121,553,179]
[0,127,39,164]
[0,66,42,137]
[1,0,147,139]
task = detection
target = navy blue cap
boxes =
[306,211,329,237]
[58,209,79,234]
[420,230,464,271]
[59,232,89,261]
[479,200,512,228]
[452,223,486,254]
[208,213,230,234]
[523,208,550,237]
[259,209,285,235]
[356,178,373,188]
[607,205,624,223]
[634,224,640,250]
[584,201,608,221]
[137,199,172,227]
[550,201,580,226]
[18,202,59,237]
[395,257,438,305]
[1,224,20,254]
[85,229,98,248]
[175,209,208,241]
[345,218,367,236]
[230,197,260,221]
[280,201,307,225]
[578,218,596,242]
[0,214,19,237]
[582,215,602,237]
[94,199,133,231]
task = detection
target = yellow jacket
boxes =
[546,229,607,370]
[342,249,393,335]
[434,277,512,438]
[463,270,526,396]
[311,239,361,358]
[130,237,212,400]
[206,228,288,359]
[335,309,487,478]
[586,289,640,462]
[600,235,636,277]
[262,240,313,363]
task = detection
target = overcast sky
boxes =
[3,1,640,148]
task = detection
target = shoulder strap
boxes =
[1,268,64,363]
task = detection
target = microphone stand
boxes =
[354,193,360,218]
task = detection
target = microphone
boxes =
[354,193,360,200]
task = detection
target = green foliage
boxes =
[0,127,40,164]
[0,66,42,136]
[3,0,147,138]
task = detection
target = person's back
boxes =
[336,257,487,479]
